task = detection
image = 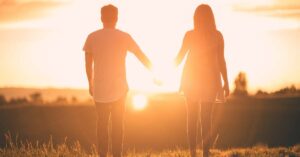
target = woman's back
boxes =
[176,5,230,157]
[181,30,222,100]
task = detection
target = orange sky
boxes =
[0,0,300,93]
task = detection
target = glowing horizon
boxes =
[0,0,300,94]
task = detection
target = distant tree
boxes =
[0,95,7,105]
[290,84,297,93]
[9,97,28,105]
[274,85,297,95]
[55,96,68,104]
[30,92,43,104]
[233,72,248,96]
[255,89,269,96]
[71,96,78,104]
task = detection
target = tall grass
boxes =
[1,132,97,157]
[1,132,300,157]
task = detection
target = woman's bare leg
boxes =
[187,99,200,157]
[201,102,213,157]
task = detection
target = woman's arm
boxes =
[174,33,189,66]
[217,32,230,97]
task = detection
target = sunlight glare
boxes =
[132,94,148,110]
[1,0,300,92]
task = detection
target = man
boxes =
[83,4,152,157]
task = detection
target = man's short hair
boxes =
[101,4,118,23]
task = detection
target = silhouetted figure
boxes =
[83,5,152,157]
[174,4,229,157]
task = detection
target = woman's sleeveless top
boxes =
[180,30,222,100]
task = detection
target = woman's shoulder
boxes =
[186,30,201,40]
[184,30,194,37]
[186,30,194,34]
[182,30,194,42]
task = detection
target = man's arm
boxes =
[127,35,152,70]
[85,52,94,96]
[133,49,152,70]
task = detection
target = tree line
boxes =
[1,72,300,105]
[0,92,88,106]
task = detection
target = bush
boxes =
[0,95,7,105]
[233,72,248,96]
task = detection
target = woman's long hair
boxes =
[194,4,217,33]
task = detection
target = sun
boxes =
[132,94,148,110]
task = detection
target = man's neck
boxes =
[103,24,116,29]
[104,27,115,29]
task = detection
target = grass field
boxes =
[1,137,300,157]
[1,131,300,157]
[1,96,300,156]
[1,96,300,150]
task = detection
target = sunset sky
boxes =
[0,0,300,93]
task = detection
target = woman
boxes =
[174,4,229,157]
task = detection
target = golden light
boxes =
[1,0,299,93]
[132,94,148,110]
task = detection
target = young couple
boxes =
[83,4,229,157]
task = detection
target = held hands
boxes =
[147,62,163,86]
[151,66,164,86]
[153,76,163,86]
[150,61,178,87]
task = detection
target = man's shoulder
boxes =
[85,29,133,45]
[115,29,131,38]
[88,29,131,38]
[86,29,103,39]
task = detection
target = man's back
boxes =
[84,28,137,102]
[84,5,152,157]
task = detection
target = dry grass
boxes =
[1,132,300,157]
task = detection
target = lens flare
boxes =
[132,94,148,110]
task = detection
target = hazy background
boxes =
[1,0,300,153]
[0,0,300,93]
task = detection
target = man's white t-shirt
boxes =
[83,28,140,103]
